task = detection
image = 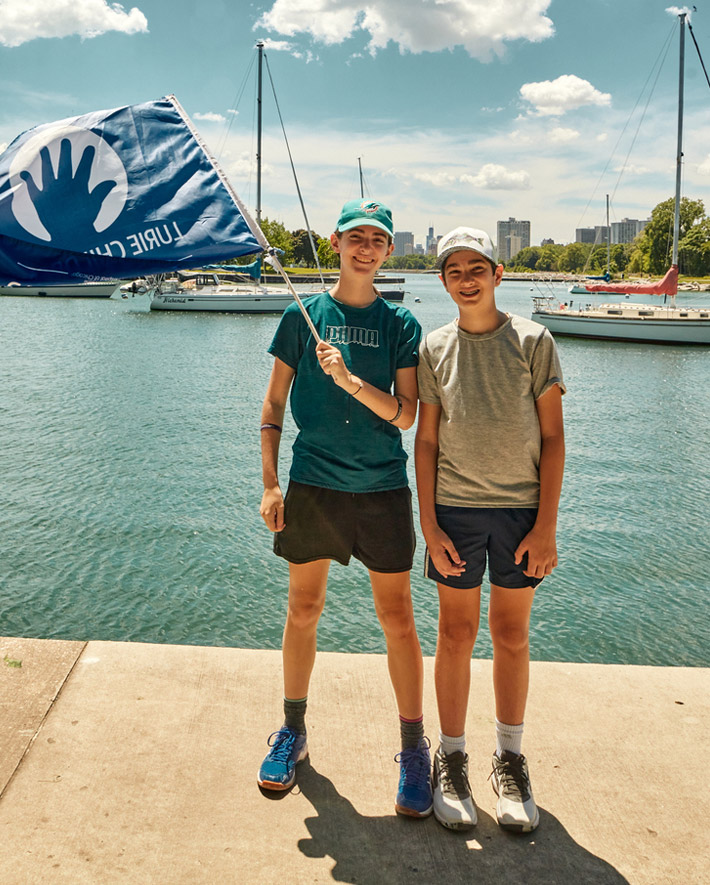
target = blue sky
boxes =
[1,0,708,247]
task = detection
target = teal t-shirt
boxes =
[268,292,421,493]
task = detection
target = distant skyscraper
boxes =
[576,226,610,245]
[393,231,414,256]
[496,218,530,262]
[425,226,436,254]
[611,218,649,244]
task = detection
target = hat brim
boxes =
[337,218,393,237]
[437,244,497,269]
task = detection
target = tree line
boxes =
[507,197,710,278]
[229,197,710,277]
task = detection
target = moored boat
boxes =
[0,280,119,297]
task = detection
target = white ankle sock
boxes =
[439,731,466,756]
[495,718,524,756]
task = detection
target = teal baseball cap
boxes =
[336,199,394,237]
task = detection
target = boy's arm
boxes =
[415,402,465,578]
[315,341,418,429]
[514,384,565,579]
[259,356,295,532]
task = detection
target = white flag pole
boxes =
[265,252,322,343]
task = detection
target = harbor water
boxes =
[1,276,708,666]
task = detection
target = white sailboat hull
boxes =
[532,304,710,345]
[0,281,119,298]
[150,287,293,313]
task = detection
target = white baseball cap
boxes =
[437,226,497,268]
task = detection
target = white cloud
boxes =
[260,38,294,51]
[614,163,651,175]
[0,0,148,47]
[255,0,554,60]
[697,154,710,175]
[227,109,239,116]
[194,112,226,124]
[596,133,609,143]
[520,75,611,116]
[548,126,580,144]
[461,163,531,190]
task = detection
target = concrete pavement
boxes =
[0,636,707,884]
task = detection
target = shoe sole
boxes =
[496,814,539,833]
[257,747,309,791]
[395,803,433,819]
[433,811,477,831]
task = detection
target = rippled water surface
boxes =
[1,277,708,665]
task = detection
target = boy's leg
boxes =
[432,583,481,830]
[488,584,535,726]
[258,560,329,791]
[369,569,432,818]
[488,583,539,832]
[435,584,481,737]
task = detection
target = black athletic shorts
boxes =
[425,505,543,589]
[274,481,415,573]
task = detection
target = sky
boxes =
[1,0,709,248]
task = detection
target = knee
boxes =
[438,618,477,653]
[377,602,416,643]
[490,619,529,654]
[286,594,325,631]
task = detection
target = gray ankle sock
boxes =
[283,697,307,735]
[400,716,424,750]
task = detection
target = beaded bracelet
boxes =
[350,378,364,397]
[260,423,282,432]
[388,395,403,423]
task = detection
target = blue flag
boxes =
[0,95,266,285]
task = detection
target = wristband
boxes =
[260,423,282,432]
[388,395,403,423]
[350,378,363,397]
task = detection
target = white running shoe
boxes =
[490,750,540,832]
[432,747,477,830]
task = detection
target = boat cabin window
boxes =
[701,313,709,318]
[638,310,653,316]
[606,309,623,315]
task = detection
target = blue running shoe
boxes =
[394,737,433,817]
[257,726,308,791]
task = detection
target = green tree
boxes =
[507,247,540,270]
[634,197,706,273]
[291,229,321,267]
[557,242,591,273]
[678,218,710,277]
[316,237,339,269]
[535,244,564,272]
[258,217,294,265]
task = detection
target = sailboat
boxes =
[150,42,319,314]
[532,11,710,345]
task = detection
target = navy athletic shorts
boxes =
[274,481,416,573]
[425,505,543,590]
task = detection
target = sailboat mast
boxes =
[606,193,610,275]
[256,40,264,226]
[358,157,364,198]
[672,13,686,267]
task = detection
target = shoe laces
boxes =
[266,728,297,763]
[490,752,531,801]
[395,737,431,789]
[438,751,471,797]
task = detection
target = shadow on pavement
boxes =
[296,760,629,884]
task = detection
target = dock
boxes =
[1,637,706,883]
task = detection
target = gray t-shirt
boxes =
[417,314,565,508]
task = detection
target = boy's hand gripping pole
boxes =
[265,250,322,344]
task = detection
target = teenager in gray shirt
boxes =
[415,227,565,834]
